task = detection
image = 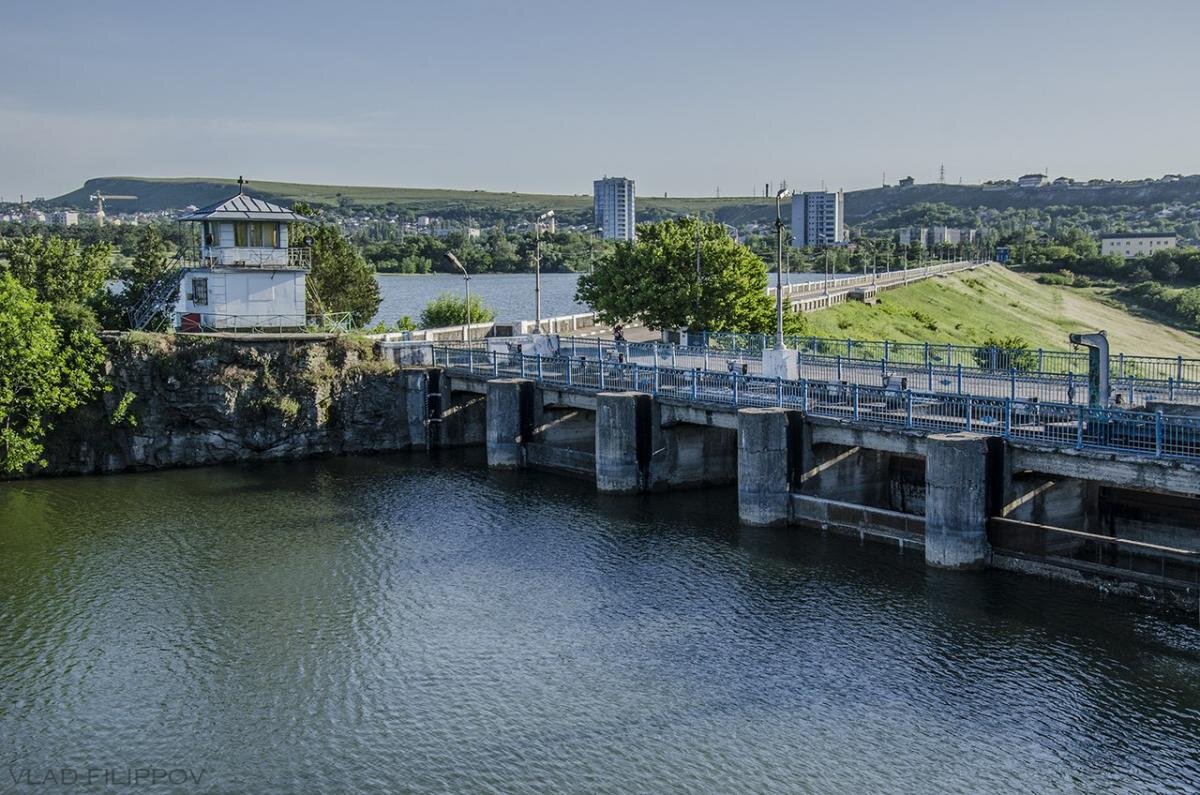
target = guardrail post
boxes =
[537,354,544,381]
[989,346,998,370]
[596,337,603,363]
[520,354,527,378]
[1177,356,1184,384]
[965,394,973,430]
[566,358,573,386]
[923,341,930,367]
[632,362,640,391]
[759,333,767,352]
[1169,377,1176,401]
[492,351,499,376]
[836,355,843,380]
[1003,398,1012,438]
[852,384,860,420]
[1118,352,1125,378]
[468,349,476,374]
[1076,406,1085,450]
[846,338,852,359]
[956,364,963,394]
[927,361,934,391]
[651,342,659,364]
[1009,368,1017,401]
[1155,411,1164,457]
[1067,372,1075,404]
[599,360,606,390]
[732,374,740,406]
[883,340,890,368]
[704,349,710,371]
[1037,349,1044,374]
[691,368,699,400]
[776,375,784,407]
[671,343,677,369]
[802,380,810,412]
[905,390,913,427]
[653,360,660,395]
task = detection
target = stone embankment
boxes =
[28,332,424,476]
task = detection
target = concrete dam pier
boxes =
[406,361,1200,604]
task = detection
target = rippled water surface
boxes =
[2,452,1200,793]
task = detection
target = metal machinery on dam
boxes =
[378,334,1200,607]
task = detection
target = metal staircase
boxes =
[128,254,185,331]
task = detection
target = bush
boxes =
[419,293,496,328]
[973,334,1037,371]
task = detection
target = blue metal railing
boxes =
[428,344,1200,463]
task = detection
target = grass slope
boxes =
[802,265,1200,357]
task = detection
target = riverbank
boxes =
[23,332,423,477]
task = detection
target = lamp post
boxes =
[533,210,554,333]
[589,226,602,273]
[774,188,793,349]
[445,252,471,341]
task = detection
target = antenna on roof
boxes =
[237,175,248,195]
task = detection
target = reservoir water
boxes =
[2,452,1199,792]
[371,271,831,327]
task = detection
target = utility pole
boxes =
[775,188,793,349]
[533,210,554,333]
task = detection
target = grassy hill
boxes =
[48,177,777,225]
[46,175,1200,227]
[802,265,1200,357]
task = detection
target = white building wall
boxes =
[593,177,636,241]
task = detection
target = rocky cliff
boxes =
[32,332,426,476]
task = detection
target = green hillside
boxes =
[48,176,777,225]
[802,265,1200,357]
[46,174,1200,227]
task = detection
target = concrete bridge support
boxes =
[737,408,800,527]
[595,392,652,493]
[924,432,992,569]
[486,378,534,469]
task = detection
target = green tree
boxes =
[576,218,773,332]
[291,203,382,327]
[114,225,177,329]
[419,293,496,328]
[0,235,113,310]
[0,273,105,472]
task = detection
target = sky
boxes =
[2,0,1198,200]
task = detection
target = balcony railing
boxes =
[192,246,312,270]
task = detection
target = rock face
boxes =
[32,333,427,476]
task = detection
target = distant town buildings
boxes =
[50,210,78,226]
[790,191,845,248]
[898,176,915,188]
[1018,173,1049,188]
[594,177,636,241]
[1100,232,1178,259]
[898,226,977,247]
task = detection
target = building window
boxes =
[204,221,222,246]
[190,277,209,306]
[233,222,280,248]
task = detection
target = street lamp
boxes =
[445,252,471,341]
[533,210,554,333]
[589,226,603,273]
[774,188,793,350]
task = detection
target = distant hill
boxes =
[47,174,1200,227]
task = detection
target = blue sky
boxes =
[2,0,1197,199]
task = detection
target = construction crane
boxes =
[88,190,137,225]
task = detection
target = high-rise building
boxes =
[790,191,845,248]
[593,177,636,241]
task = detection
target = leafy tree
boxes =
[0,273,106,472]
[576,218,773,332]
[291,203,382,327]
[112,225,178,329]
[0,235,113,309]
[419,293,496,328]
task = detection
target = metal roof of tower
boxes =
[178,194,313,222]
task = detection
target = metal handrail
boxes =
[423,342,1200,463]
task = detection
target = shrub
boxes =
[419,293,496,328]
[973,334,1037,371]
